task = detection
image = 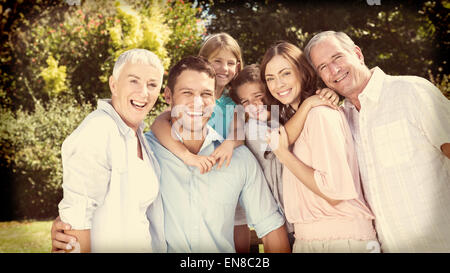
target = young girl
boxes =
[260,41,380,253]
[150,33,252,252]
[228,64,339,248]
[152,32,244,172]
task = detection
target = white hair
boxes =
[304,31,356,70]
[112,48,164,80]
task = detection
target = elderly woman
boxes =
[55,49,166,253]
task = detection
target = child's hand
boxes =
[304,94,339,110]
[183,153,216,174]
[315,88,340,107]
[266,126,289,156]
[211,140,235,170]
[304,88,340,111]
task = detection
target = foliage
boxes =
[0,94,94,219]
[429,73,449,99]
[107,1,172,69]
[1,0,206,111]
[200,0,449,97]
[163,0,208,64]
[0,0,207,219]
[40,56,69,97]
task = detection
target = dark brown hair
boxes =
[166,56,216,93]
[230,63,278,105]
[229,64,261,103]
[260,41,319,124]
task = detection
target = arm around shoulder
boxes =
[150,110,194,162]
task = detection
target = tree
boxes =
[0,0,208,220]
[0,0,207,111]
[200,0,448,97]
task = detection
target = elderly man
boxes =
[304,31,450,252]
[51,55,290,253]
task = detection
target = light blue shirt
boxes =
[207,92,236,139]
[145,126,285,253]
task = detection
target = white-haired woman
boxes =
[55,49,166,253]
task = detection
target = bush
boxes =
[0,91,166,220]
[40,56,69,97]
[0,94,94,219]
[0,0,207,220]
[2,0,206,110]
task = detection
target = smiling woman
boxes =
[52,49,167,253]
[109,51,164,133]
[260,41,380,253]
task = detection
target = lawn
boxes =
[0,221,263,253]
[0,221,52,253]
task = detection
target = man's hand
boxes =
[51,216,77,253]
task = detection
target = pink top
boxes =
[283,106,377,241]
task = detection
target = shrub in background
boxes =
[0,0,207,219]
[2,0,206,110]
[0,95,94,219]
[40,56,69,97]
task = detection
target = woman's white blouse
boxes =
[58,99,164,253]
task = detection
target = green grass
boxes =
[0,221,52,253]
[0,221,263,253]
